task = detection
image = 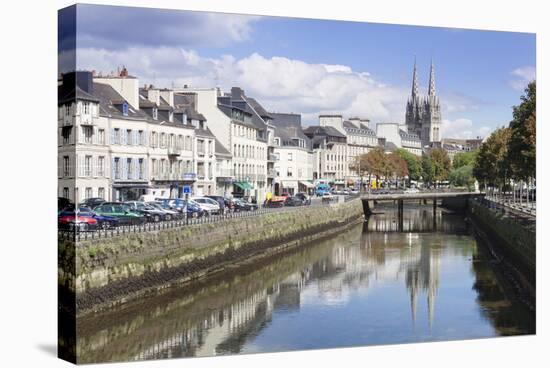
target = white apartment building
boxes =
[58,69,218,203]
[269,113,315,195]
[303,123,348,186]
[343,118,379,183]
[182,86,270,202]
[376,123,422,156]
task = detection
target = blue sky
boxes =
[59,4,536,138]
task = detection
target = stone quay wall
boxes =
[60,199,363,315]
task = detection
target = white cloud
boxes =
[77,47,409,124]
[76,46,484,131]
[509,66,536,91]
[441,118,491,139]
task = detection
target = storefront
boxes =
[233,181,254,199]
[112,183,150,201]
[298,180,315,195]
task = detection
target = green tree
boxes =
[449,164,475,190]
[421,154,435,187]
[507,81,536,180]
[452,150,477,170]
[429,148,451,183]
[473,127,512,189]
[395,148,421,182]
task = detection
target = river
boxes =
[76,204,534,363]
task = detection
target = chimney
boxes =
[119,66,129,77]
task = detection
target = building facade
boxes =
[270,113,314,195]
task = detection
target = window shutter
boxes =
[58,156,62,178]
[111,158,115,179]
[111,129,115,145]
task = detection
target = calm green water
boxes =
[76,205,534,363]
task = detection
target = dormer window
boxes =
[153,107,158,120]
[122,102,129,116]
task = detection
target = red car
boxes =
[58,214,98,231]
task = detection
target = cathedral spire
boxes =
[411,57,419,98]
[428,59,436,96]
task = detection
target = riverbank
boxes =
[60,199,363,316]
[467,199,536,315]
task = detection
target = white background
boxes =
[0,0,546,367]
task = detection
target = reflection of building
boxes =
[441,137,483,163]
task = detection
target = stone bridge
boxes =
[361,191,485,228]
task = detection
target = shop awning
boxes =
[299,181,315,188]
[234,181,254,190]
[281,181,297,188]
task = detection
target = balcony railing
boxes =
[268,153,279,162]
[267,169,277,179]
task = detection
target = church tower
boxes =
[421,60,442,145]
[405,59,423,139]
[405,59,442,146]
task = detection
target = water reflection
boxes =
[77,205,533,363]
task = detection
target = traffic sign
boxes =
[183,185,191,194]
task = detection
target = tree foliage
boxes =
[449,164,475,190]
[473,127,512,188]
[395,148,421,181]
[452,150,477,170]
[507,81,536,180]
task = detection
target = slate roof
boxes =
[302,125,346,138]
[343,120,376,136]
[269,112,311,148]
[58,85,100,105]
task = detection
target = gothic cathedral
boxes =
[405,59,441,146]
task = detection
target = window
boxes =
[153,107,158,120]
[114,158,121,179]
[65,105,71,116]
[98,187,105,199]
[63,156,70,176]
[138,159,144,179]
[122,102,129,116]
[63,187,70,199]
[85,155,92,176]
[98,156,105,176]
[62,127,71,145]
[138,130,144,145]
[151,159,157,177]
[85,187,92,199]
[127,158,132,179]
[127,129,132,145]
[288,153,293,161]
[197,139,205,154]
[160,133,166,148]
[98,129,105,145]
[83,126,93,144]
[83,102,90,114]
[113,128,120,144]
[287,168,293,177]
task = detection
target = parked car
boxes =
[285,196,304,207]
[349,189,359,195]
[294,192,311,205]
[93,203,146,225]
[205,195,228,214]
[191,197,221,215]
[58,197,72,212]
[404,187,420,194]
[185,199,206,218]
[58,214,98,231]
[82,197,106,209]
[233,198,259,211]
[59,207,119,229]
[124,201,167,222]
[146,201,182,220]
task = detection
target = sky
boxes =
[59,4,536,139]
